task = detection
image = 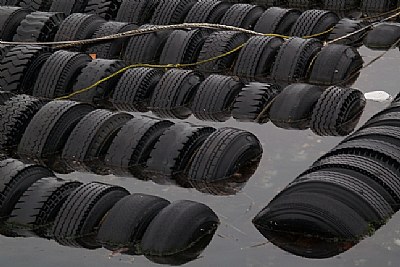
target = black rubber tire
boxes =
[364,23,400,51]
[0,95,44,156]
[0,158,54,220]
[290,10,339,40]
[219,4,264,29]
[322,0,360,11]
[145,123,216,185]
[184,0,232,23]
[111,67,164,112]
[0,7,31,41]
[361,0,397,16]
[254,7,301,35]
[86,22,137,59]
[0,90,14,104]
[123,24,171,65]
[51,182,129,249]
[61,109,133,173]
[13,11,65,42]
[233,36,283,82]
[187,127,262,182]
[270,37,322,85]
[342,125,400,147]
[150,0,197,25]
[0,45,15,62]
[232,82,281,123]
[84,0,123,20]
[310,86,366,136]
[50,0,89,15]
[18,0,53,11]
[159,29,210,65]
[17,101,95,171]
[149,69,204,119]
[116,0,159,24]
[328,18,369,47]
[309,44,364,86]
[196,31,249,75]
[32,50,91,99]
[54,13,106,51]
[286,0,320,8]
[191,75,244,122]
[141,200,219,257]
[97,194,170,252]
[0,45,53,94]
[269,83,324,130]
[8,177,82,237]
[71,59,126,107]
[105,117,173,178]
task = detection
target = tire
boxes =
[270,37,322,85]
[232,82,281,123]
[269,83,324,130]
[0,6,31,41]
[97,194,170,253]
[363,112,400,129]
[0,95,44,156]
[111,68,164,112]
[149,69,203,119]
[184,0,231,23]
[191,75,244,122]
[84,0,123,20]
[17,101,95,172]
[61,109,133,174]
[328,18,369,47]
[51,182,129,249]
[0,45,15,62]
[0,45,53,94]
[86,22,137,59]
[145,123,216,185]
[233,36,283,82]
[50,0,89,15]
[116,0,159,24]
[309,44,364,86]
[290,10,339,40]
[159,29,210,65]
[18,0,53,11]
[364,23,400,51]
[32,50,91,98]
[361,0,397,16]
[310,86,366,136]
[141,200,219,258]
[71,59,126,107]
[13,11,65,42]
[187,127,262,182]
[0,90,14,104]
[150,0,197,25]
[254,7,301,35]
[8,177,82,237]
[219,4,264,29]
[196,31,249,75]
[105,117,173,179]
[322,0,360,11]
[0,158,54,220]
[342,125,400,147]
[123,24,171,65]
[286,0,320,8]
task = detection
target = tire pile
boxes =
[0,158,219,264]
[252,99,400,258]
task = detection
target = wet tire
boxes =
[0,158,54,220]
[50,0,89,15]
[233,36,283,82]
[290,10,339,40]
[219,4,264,29]
[150,0,196,25]
[116,0,159,24]
[310,86,366,136]
[0,7,31,41]
[269,83,324,130]
[84,0,123,20]
[0,45,53,94]
[111,68,164,112]
[18,0,53,11]
[97,194,170,252]
[0,95,44,156]
[52,182,129,249]
[184,0,231,23]
[13,11,65,42]
[232,82,281,123]
[309,44,364,86]
[270,37,322,85]
[149,69,203,119]
[187,127,262,182]
[61,109,133,173]
[191,75,244,122]
[254,7,301,35]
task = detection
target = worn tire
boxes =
[361,0,397,16]
[18,0,53,11]
[0,7,31,41]
[328,18,369,47]
[150,0,197,25]
[185,0,231,23]
[84,0,123,20]
[50,0,89,15]
[116,0,159,24]
[254,7,301,35]
[219,4,264,29]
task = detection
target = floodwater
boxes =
[1,47,400,267]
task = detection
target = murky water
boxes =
[1,47,400,266]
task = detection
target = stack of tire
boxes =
[252,99,400,258]
[0,158,219,264]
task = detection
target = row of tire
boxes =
[253,99,400,259]
[0,94,263,194]
[0,158,218,265]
